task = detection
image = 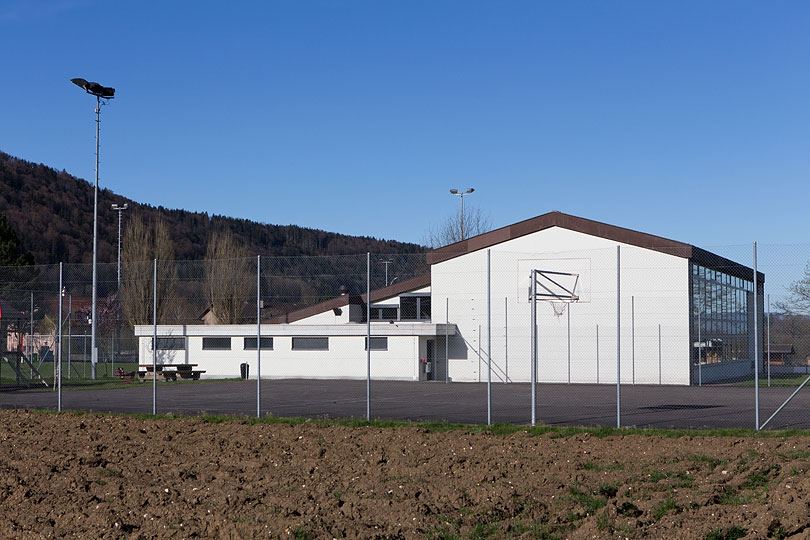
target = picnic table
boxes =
[138,364,205,381]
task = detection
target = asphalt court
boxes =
[0,379,807,430]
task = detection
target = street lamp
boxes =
[379,258,394,286]
[449,188,475,241]
[112,203,128,371]
[71,77,115,379]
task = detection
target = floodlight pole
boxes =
[90,94,100,379]
[72,78,114,380]
[449,188,474,241]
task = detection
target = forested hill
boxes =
[0,152,425,264]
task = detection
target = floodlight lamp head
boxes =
[465,188,474,194]
[71,77,115,99]
[449,189,459,194]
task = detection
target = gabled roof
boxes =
[427,211,763,283]
[266,274,431,324]
[0,298,25,320]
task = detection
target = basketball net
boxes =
[551,301,567,318]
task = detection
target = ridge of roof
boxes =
[427,211,694,264]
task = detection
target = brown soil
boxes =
[0,410,808,539]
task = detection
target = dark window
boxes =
[365,337,388,351]
[244,337,273,350]
[400,297,418,320]
[202,337,232,350]
[419,297,431,320]
[152,337,185,350]
[400,295,431,321]
[292,337,328,350]
[370,307,398,320]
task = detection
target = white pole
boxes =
[698,297,702,387]
[367,253,371,421]
[67,294,72,380]
[152,258,157,416]
[631,295,635,385]
[445,297,449,384]
[753,242,760,430]
[531,269,537,426]
[658,323,662,385]
[57,263,63,411]
[487,249,491,425]
[504,297,508,383]
[256,255,261,418]
[596,324,599,384]
[567,305,571,384]
[767,293,771,387]
[616,246,621,428]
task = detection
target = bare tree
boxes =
[775,262,810,316]
[204,230,252,324]
[424,206,493,248]
[120,215,178,326]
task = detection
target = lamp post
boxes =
[112,203,128,372]
[380,259,394,286]
[71,77,115,380]
[449,188,474,241]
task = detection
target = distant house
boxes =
[135,211,765,385]
[766,344,795,366]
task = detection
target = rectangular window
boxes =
[292,337,328,350]
[152,337,185,350]
[244,337,273,350]
[370,306,398,320]
[419,297,431,320]
[202,337,232,350]
[365,337,388,351]
[400,297,418,320]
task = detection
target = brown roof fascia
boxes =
[427,211,694,265]
[266,274,431,325]
[266,294,363,324]
[364,274,431,304]
[690,247,765,284]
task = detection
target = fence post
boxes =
[366,253,371,421]
[152,258,157,416]
[504,297,508,383]
[659,323,662,385]
[567,306,571,384]
[596,324,599,384]
[445,297,449,384]
[57,263,63,412]
[531,269,537,426]
[256,255,261,418]
[753,242,759,431]
[631,296,635,385]
[487,250,491,425]
[67,294,72,380]
[767,294,770,388]
[616,246,621,428]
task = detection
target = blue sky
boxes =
[2,0,809,250]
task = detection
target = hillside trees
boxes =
[0,213,34,266]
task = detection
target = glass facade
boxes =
[691,263,753,365]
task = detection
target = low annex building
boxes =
[136,211,764,385]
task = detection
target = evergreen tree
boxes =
[0,213,34,265]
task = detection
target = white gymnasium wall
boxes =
[431,226,691,385]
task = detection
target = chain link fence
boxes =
[0,243,809,430]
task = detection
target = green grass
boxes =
[706,526,747,540]
[11,408,810,440]
[732,375,810,387]
[568,486,607,514]
[650,495,678,521]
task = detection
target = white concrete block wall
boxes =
[431,226,692,385]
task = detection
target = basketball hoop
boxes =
[551,301,567,318]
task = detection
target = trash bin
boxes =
[240,363,249,380]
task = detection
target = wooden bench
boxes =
[138,364,204,381]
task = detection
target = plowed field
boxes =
[0,409,807,539]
